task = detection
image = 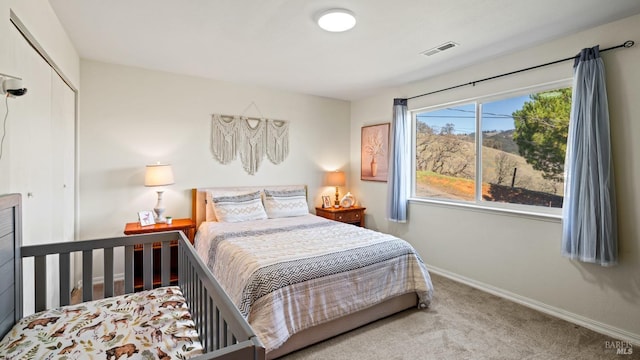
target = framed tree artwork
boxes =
[361,123,390,182]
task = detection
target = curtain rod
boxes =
[407,40,634,101]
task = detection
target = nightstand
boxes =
[315,206,366,227]
[124,218,195,290]
[124,218,195,242]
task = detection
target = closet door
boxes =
[51,68,76,306]
[9,26,53,246]
[51,70,76,245]
[8,24,76,313]
[9,24,53,314]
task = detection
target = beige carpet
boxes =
[280,273,637,360]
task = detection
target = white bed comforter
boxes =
[194,214,433,352]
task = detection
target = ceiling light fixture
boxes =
[317,9,356,32]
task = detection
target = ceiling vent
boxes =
[421,41,459,56]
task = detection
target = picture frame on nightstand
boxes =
[138,210,155,226]
[322,195,331,208]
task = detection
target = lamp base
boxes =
[154,190,167,223]
[154,207,167,223]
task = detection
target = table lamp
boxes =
[324,171,345,208]
[144,163,175,223]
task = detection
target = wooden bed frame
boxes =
[191,187,418,359]
[0,193,265,360]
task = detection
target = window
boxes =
[413,84,571,212]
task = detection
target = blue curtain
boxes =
[561,46,617,266]
[387,98,409,222]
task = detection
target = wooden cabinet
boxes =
[123,218,195,290]
[315,206,366,227]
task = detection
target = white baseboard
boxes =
[427,265,640,346]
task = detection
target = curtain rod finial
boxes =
[393,98,407,106]
[624,40,634,48]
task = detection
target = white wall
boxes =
[351,14,640,343]
[78,60,351,240]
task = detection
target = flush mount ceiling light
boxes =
[317,9,356,32]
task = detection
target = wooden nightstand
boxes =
[315,206,366,227]
[124,218,195,242]
[124,218,195,290]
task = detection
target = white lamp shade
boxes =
[144,164,175,187]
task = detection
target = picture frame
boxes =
[138,210,156,226]
[361,123,390,182]
[321,195,332,209]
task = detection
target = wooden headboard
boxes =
[0,193,22,339]
[191,185,307,230]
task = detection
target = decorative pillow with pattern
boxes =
[212,191,268,222]
[206,187,263,221]
[263,188,309,218]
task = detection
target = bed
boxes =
[0,193,265,360]
[191,186,434,359]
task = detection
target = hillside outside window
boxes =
[412,83,571,213]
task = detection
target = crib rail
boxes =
[179,235,265,360]
[21,232,180,307]
[19,231,265,360]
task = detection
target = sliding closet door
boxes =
[51,68,76,307]
[51,70,75,245]
[8,24,76,314]
[9,24,52,314]
[9,27,53,244]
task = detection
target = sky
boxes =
[416,94,531,134]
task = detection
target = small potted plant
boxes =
[165,216,173,225]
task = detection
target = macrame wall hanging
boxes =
[211,103,289,175]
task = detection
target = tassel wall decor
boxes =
[211,114,289,175]
[211,114,240,164]
[266,119,289,164]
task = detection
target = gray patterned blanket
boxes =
[195,214,433,352]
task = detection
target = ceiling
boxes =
[49,0,640,101]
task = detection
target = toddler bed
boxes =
[192,186,434,359]
[0,193,265,360]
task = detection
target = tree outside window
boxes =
[414,85,571,210]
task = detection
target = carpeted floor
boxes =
[71,274,636,359]
[280,273,637,360]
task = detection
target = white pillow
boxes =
[211,191,268,223]
[206,188,261,221]
[263,188,309,218]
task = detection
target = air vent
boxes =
[421,41,459,56]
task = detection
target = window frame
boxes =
[409,79,572,219]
